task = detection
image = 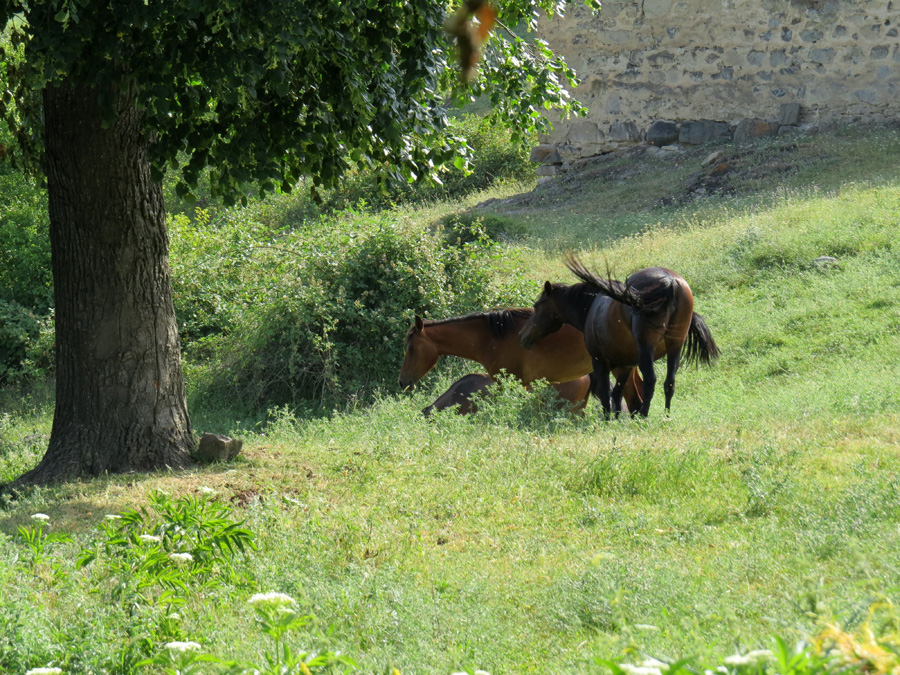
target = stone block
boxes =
[567,120,605,144]
[608,120,642,142]
[778,102,801,125]
[734,119,779,143]
[642,0,673,17]
[536,164,560,177]
[678,120,732,145]
[646,120,679,146]
[529,144,563,164]
[194,433,243,463]
[809,48,835,64]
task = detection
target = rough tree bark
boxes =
[12,79,195,486]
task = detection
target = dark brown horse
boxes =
[422,373,493,417]
[421,372,606,417]
[519,258,719,418]
[398,309,644,413]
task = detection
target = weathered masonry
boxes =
[533,0,899,172]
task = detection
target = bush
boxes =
[0,299,54,386]
[439,211,529,245]
[188,211,504,410]
[0,158,53,383]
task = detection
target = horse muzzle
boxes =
[519,328,537,349]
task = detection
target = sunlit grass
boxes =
[2,127,900,673]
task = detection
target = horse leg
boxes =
[609,367,630,418]
[663,345,683,414]
[636,345,657,417]
[590,359,612,420]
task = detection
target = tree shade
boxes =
[0,0,598,486]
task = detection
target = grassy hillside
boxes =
[1,126,899,674]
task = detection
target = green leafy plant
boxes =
[16,512,71,582]
[136,593,355,675]
[77,491,256,613]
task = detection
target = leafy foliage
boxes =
[302,113,536,212]
[1,0,598,204]
[76,490,256,603]
[0,133,52,384]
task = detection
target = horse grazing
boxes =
[422,373,493,417]
[398,309,644,413]
[519,258,719,418]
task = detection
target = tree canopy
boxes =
[2,0,598,203]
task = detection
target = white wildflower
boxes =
[724,655,753,667]
[25,669,63,675]
[746,650,774,664]
[105,514,122,521]
[248,592,298,610]
[640,659,669,670]
[620,665,663,675]
[30,513,50,521]
[198,486,217,495]
[168,552,193,564]
[139,534,161,544]
[164,641,202,652]
[167,613,181,621]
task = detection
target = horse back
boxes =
[487,314,591,384]
[627,268,695,340]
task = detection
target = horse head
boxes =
[398,315,440,389]
[519,281,566,349]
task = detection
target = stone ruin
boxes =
[532,0,899,175]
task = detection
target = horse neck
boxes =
[560,285,594,331]
[425,319,494,364]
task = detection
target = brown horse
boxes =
[398,309,644,413]
[519,258,719,418]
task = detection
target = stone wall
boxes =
[534,0,899,168]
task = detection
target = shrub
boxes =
[439,211,529,245]
[0,156,53,383]
[189,211,503,410]
[0,300,54,385]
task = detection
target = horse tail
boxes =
[565,255,676,314]
[683,312,721,366]
[565,255,643,306]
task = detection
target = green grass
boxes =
[2,126,900,673]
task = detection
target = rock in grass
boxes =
[813,255,839,269]
[194,433,243,463]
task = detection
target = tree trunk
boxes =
[12,79,194,486]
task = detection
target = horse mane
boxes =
[562,282,604,317]
[416,308,533,340]
[565,255,640,305]
[565,255,675,314]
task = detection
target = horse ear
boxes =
[543,280,552,293]
[414,315,424,331]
